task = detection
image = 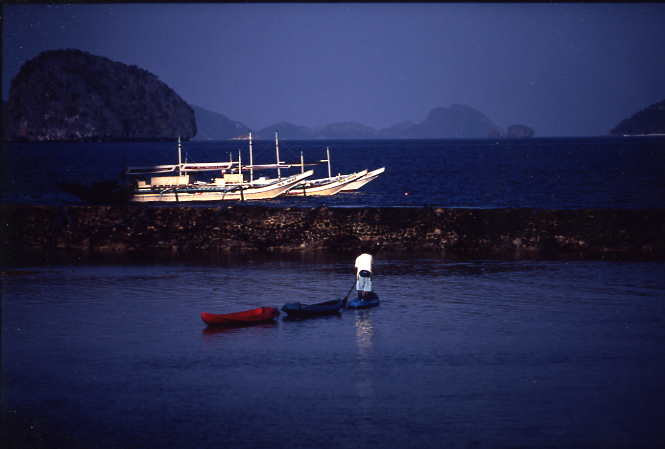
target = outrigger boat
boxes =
[126,137,313,202]
[242,131,318,188]
[341,166,386,192]
[237,133,384,197]
[287,162,368,197]
[287,147,383,196]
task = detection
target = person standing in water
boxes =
[354,253,373,299]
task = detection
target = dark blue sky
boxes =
[4,3,665,136]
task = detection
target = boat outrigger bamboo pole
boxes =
[275,131,282,180]
[249,131,254,183]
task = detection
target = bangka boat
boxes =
[129,170,313,202]
[242,134,384,197]
[242,131,318,188]
[286,147,370,197]
[340,166,386,192]
[287,169,368,196]
[200,307,280,326]
[126,137,313,202]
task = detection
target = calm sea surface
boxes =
[2,136,664,208]
[3,259,665,448]
[2,137,665,447]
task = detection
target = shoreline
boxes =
[2,204,664,266]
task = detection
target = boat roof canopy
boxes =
[127,162,237,175]
[126,164,177,175]
[180,162,235,172]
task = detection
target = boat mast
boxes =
[326,146,332,179]
[177,136,183,176]
[300,150,305,174]
[238,150,245,201]
[275,131,282,180]
[249,131,254,183]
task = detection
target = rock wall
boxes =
[2,205,664,265]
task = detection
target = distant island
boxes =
[5,49,196,141]
[196,105,536,141]
[610,99,665,136]
[3,49,540,141]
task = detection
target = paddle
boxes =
[341,279,357,307]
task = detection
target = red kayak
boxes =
[200,307,279,326]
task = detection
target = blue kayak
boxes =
[346,292,380,309]
[282,299,344,317]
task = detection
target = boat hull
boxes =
[131,170,313,202]
[346,292,380,309]
[200,307,279,326]
[281,299,344,317]
[287,170,368,197]
[341,167,385,192]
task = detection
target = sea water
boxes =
[3,259,665,448]
[2,136,664,209]
[3,137,664,447]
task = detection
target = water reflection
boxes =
[353,311,377,435]
[5,261,665,448]
[375,260,554,277]
[201,322,278,337]
[282,313,342,322]
[355,311,374,359]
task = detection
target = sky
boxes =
[4,3,665,137]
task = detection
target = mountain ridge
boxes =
[249,105,534,140]
[191,105,249,140]
[4,48,542,141]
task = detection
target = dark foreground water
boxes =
[2,136,665,208]
[3,259,665,449]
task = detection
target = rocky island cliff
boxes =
[5,48,536,141]
[2,205,663,265]
[611,99,665,135]
[6,49,196,141]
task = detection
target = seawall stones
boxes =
[2,205,664,264]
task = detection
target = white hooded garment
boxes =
[355,253,373,277]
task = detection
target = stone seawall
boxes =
[2,205,664,264]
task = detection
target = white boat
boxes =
[242,131,317,189]
[340,166,386,192]
[130,170,313,202]
[286,147,372,197]
[126,137,313,202]
[287,168,368,197]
